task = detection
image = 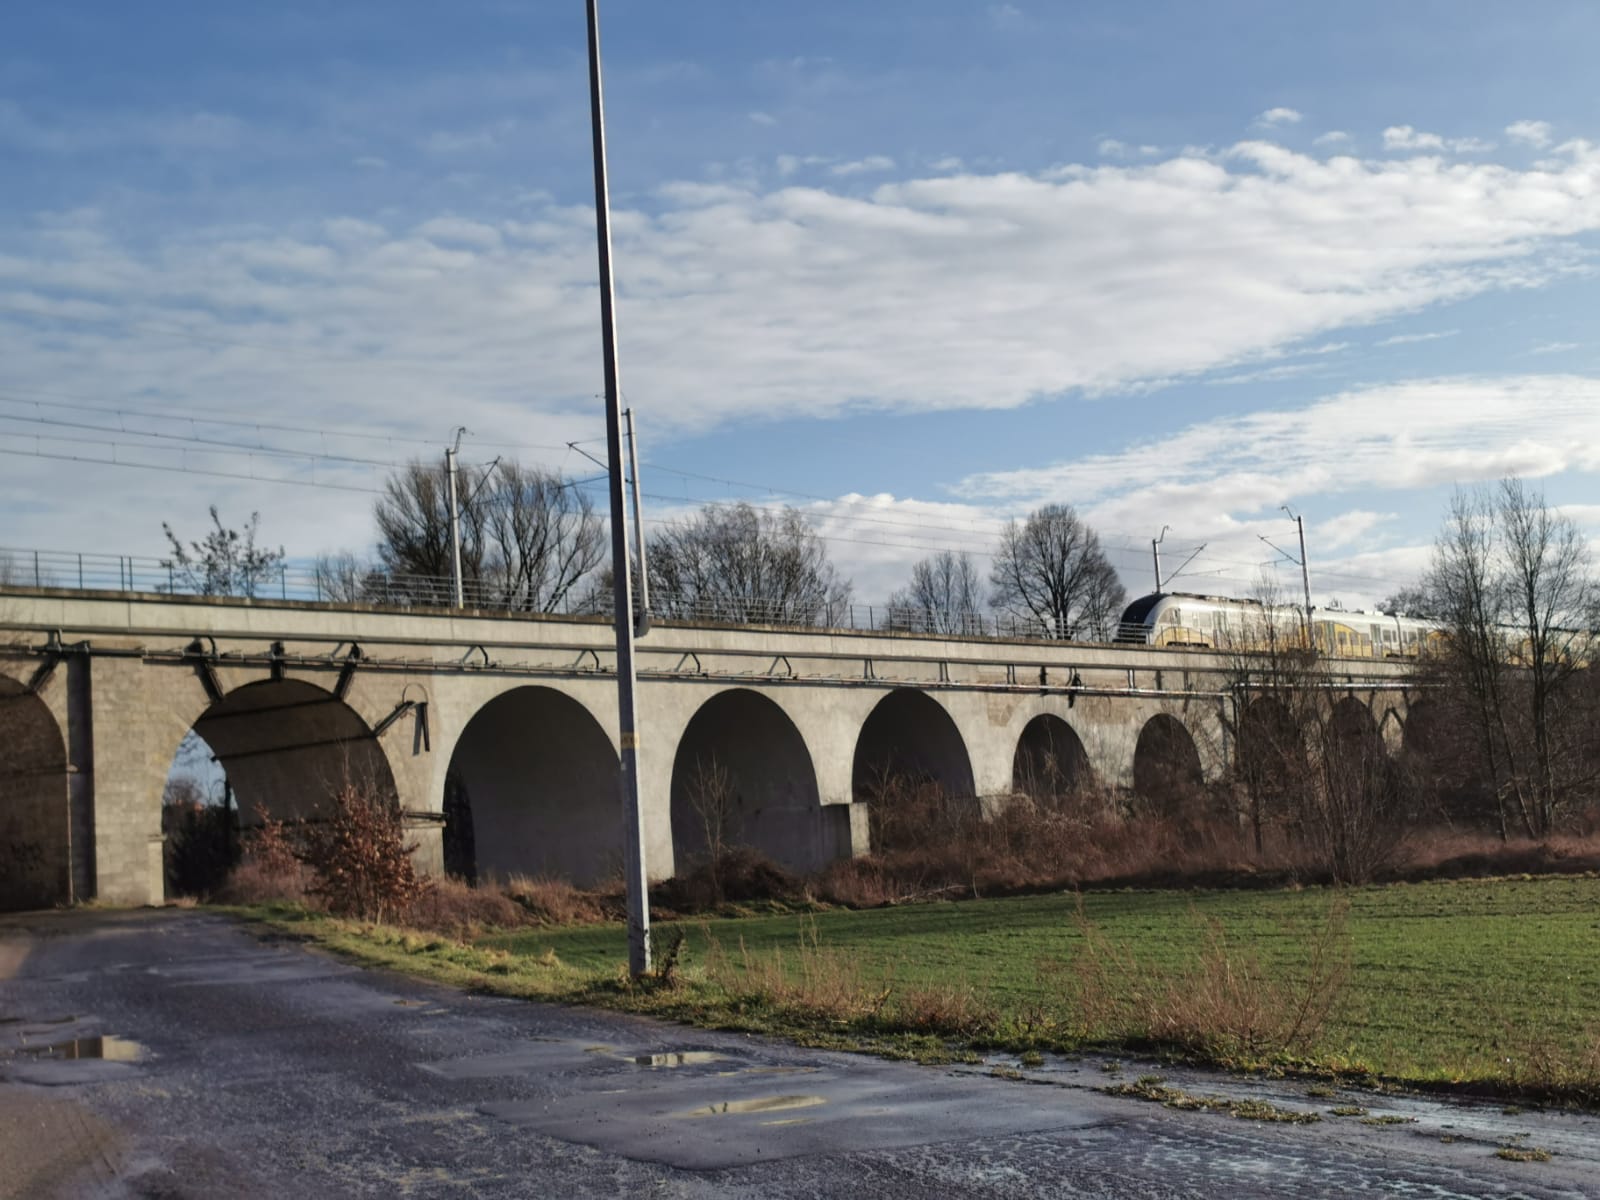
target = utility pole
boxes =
[1152,526,1169,592]
[1282,505,1312,625]
[445,427,467,609]
[585,0,650,978]
[624,407,650,635]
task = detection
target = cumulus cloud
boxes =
[1256,107,1303,127]
[748,110,778,127]
[1506,119,1553,148]
[1313,130,1351,146]
[1375,329,1458,346]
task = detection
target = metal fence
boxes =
[0,546,1154,644]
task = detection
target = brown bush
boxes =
[213,858,315,907]
[300,781,424,923]
[404,875,527,936]
[654,847,805,912]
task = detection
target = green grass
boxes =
[248,875,1600,1101]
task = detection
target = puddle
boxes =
[634,1052,722,1068]
[679,1095,827,1119]
[19,1035,144,1062]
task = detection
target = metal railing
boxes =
[0,545,1153,644]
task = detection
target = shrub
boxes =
[300,781,425,923]
[503,874,608,926]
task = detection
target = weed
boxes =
[1360,1115,1415,1126]
[1496,1146,1552,1163]
[1020,1050,1044,1068]
[1330,1105,1368,1117]
[1305,1085,1335,1099]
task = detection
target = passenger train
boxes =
[1114,592,1441,659]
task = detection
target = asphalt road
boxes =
[1,908,1596,1198]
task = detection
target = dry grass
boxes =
[1067,899,1351,1065]
[503,874,609,926]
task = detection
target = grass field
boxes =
[264,875,1600,1101]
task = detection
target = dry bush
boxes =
[300,781,425,923]
[1067,900,1351,1064]
[214,806,314,905]
[1386,827,1600,880]
[213,858,315,906]
[404,874,527,936]
[1499,1021,1600,1103]
[655,847,805,912]
[504,874,608,926]
[819,777,1304,906]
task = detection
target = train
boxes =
[1114,591,1441,659]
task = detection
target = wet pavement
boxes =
[1,907,1597,1198]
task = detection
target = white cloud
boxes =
[1313,130,1351,146]
[952,374,1600,603]
[1097,138,1129,157]
[1506,119,1553,148]
[8,138,1600,557]
[1256,107,1303,127]
[829,155,896,176]
[928,155,964,172]
[748,110,777,127]
[1529,340,1580,355]
[352,155,388,170]
[1382,125,1494,154]
[1375,329,1458,347]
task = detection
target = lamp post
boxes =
[584,0,650,978]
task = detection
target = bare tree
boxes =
[1423,479,1597,837]
[989,503,1125,640]
[161,507,285,598]
[648,501,852,625]
[374,459,605,611]
[886,550,985,635]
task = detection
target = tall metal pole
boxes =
[1294,514,1312,622]
[445,437,465,609]
[586,0,650,978]
[1151,525,1169,592]
[624,407,651,634]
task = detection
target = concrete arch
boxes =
[0,674,70,910]
[189,679,398,827]
[1012,714,1093,798]
[1238,696,1305,795]
[1329,696,1383,763]
[669,689,825,874]
[446,685,620,886]
[1132,713,1204,809]
[851,689,976,803]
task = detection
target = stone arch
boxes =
[670,689,825,874]
[1012,714,1093,799]
[1328,696,1383,764]
[1238,695,1305,798]
[1132,713,1203,810]
[0,674,70,910]
[852,689,977,850]
[852,689,976,802]
[189,679,398,828]
[445,686,620,886]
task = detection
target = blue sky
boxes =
[3,1,1599,605]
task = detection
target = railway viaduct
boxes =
[0,588,1417,910]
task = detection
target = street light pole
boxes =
[584,0,650,978]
